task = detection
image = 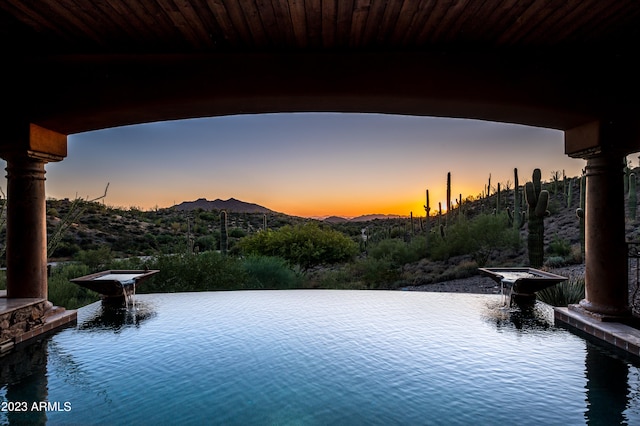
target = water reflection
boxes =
[2,297,640,424]
[1,301,155,424]
[483,299,555,332]
[77,301,156,333]
[485,300,640,424]
[584,341,630,424]
[0,339,48,425]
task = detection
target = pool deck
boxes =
[0,290,77,353]
[555,305,640,358]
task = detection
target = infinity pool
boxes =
[2,290,640,425]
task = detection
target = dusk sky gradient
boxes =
[36,113,587,218]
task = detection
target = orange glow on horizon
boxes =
[256,184,482,218]
[94,183,489,219]
[42,113,587,221]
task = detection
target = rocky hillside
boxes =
[9,167,639,268]
[41,199,307,261]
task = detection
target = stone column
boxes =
[0,124,67,300]
[579,154,629,316]
[5,157,48,299]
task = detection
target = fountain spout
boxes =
[70,270,159,304]
[479,267,567,306]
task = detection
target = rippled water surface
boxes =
[3,290,640,425]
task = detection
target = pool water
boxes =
[2,290,640,425]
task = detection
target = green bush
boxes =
[314,268,365,290]
[229,228,247,238]
[238,222,358,270]
[544,256,566,268]
[451,260,479,279]
[241,255,303,289]
[141,252,248,293]
[48,263,100,309]
[348,256,401,289]
[429,214,520,266]
[195,235,218,252]
[0,263,100,309]
[74,246,114,272]
[51,242,81,258]
[548,235,572,257]
[368,236,425,267]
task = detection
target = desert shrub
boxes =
[547,235,572,257]
[141,251,248,293]
[569,244,583,264]
[48,263,100,309]
[198,211,217,222]
[451,260,479,279]
[241,255,303,289]
[368,237,423,267]
[314,268,365,289]
[0,263,99,309]
[544,256,566,268]
[429,214,520,265]
[229,228,246,238]
[389,227,407,239]
[195,235,218,252]
[348,256,401,289]
[73,246,114,272]
[108,256,147,270]
[51,241,81,258]
[536,275,585,306]
[238,223,358,270]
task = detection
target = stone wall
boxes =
[0,300,48,347]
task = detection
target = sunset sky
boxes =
[36,112,588,218]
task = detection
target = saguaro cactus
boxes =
[424,189,431,228]
[446,172,451,224]
[629,172,637,221]
[525,169,549,267]
[624,157,630,195]
[576,173,586,261]
[220,210,229,255]
[513,168,525,229]
[424,189,431,254]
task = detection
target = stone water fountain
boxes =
[71,269,159,304]
[478,267,567,306]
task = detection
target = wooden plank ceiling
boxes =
[1,0,639,54]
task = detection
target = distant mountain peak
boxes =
[174,198,274,214]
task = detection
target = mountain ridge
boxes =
[174,197,274,214]
[174,198,408,221]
